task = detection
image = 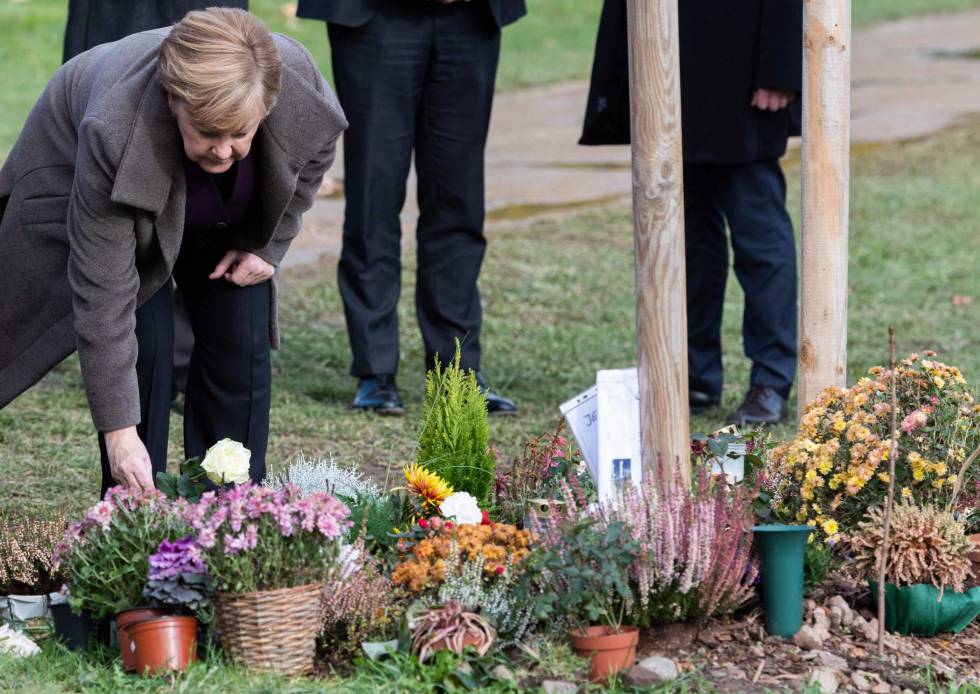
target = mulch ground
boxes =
[635,577,980,693]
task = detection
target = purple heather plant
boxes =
[144,536,211,613]
[531,468,757,624]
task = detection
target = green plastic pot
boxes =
[754,524,814,637]
[869,581,980,636]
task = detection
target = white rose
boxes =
[201,439,251,485]
[439,491,482,525]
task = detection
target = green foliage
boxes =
[62,497,186,620]
[520,519,638,632]
[417,343,493,503]
[804,539,834,592]
[346,493,414,552]
[349,649,517,693]
[155,457,207,502]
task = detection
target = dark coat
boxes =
[0,30,347,432]
[580,0,802,163]
[296,0,527,28]
[63,0,249,63]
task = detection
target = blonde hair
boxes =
[158,8,282,133]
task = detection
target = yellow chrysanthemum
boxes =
[403,464,452,509]
[901,487,912,499]
[821,519,839,536]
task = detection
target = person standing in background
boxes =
[296,0,524,416]
[63,0,249,407]
[63,0,248,62]
[581,0,803,426]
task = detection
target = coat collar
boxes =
[111,58,338,261]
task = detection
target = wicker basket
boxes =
[213,583,323,676]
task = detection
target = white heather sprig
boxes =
[264,454,380,502]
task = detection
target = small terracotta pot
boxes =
[125,616,198,675]
[570,625,639,682]
[115,607,168,671]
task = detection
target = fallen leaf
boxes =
[952,294,975,306]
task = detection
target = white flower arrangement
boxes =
[439,491,482,525]
[264,453,380,502]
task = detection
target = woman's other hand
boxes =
[209,250,275,286]
[104,427,154,491]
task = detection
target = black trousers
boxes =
[329,1,500,376]
[98,239,271,494]
[684,159,798,400]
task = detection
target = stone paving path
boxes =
[284,9,980,269]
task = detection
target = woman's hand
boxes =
[104,427,154,491]
[209,250,275,286]
[751,88,794,111]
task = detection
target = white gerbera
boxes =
[439,491,482,525]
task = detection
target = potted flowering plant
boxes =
[320,534,407,663]
[121,536,211,675]
[0,508,70,633]
[768,353,979,541]
[56,487,187,670]
[520,518,639,682]
[183,482,350,675]
[392,520,536,644]
[848,502,980,636]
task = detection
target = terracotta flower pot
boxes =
[570,625,639,682]
[115,607,168,672]
[125,616,198,675]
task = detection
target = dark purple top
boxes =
[182,149,259,240]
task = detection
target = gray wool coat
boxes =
[0,29,347,432]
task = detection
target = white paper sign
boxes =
[559,385,599,482]
[595,368,642,502]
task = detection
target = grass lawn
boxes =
[0,2,979,690]
[1,119,978,517]
[4,0,980,156]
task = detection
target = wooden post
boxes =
[626,0,690,485]
[799,0,852,414]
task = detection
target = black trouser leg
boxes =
[414,4,499,372]
[174,243,271,484]
[717,159,798,398]
[172,284,194,397]
[329,11,427,378]
[99,283,173,496]
[684,163,729,399]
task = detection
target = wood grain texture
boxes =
[800,0,852,416]
[626,0,690,486]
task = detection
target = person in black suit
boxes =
[581,0,802,425]
[63,1,248,62]
[296,0,525,416]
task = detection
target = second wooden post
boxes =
[799,0,852,412]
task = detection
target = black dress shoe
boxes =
[474,372,518,416]
[726,385,789,426]
[353,374,405,416]
[689,389,721,415]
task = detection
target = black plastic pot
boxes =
[50,603,94,651]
